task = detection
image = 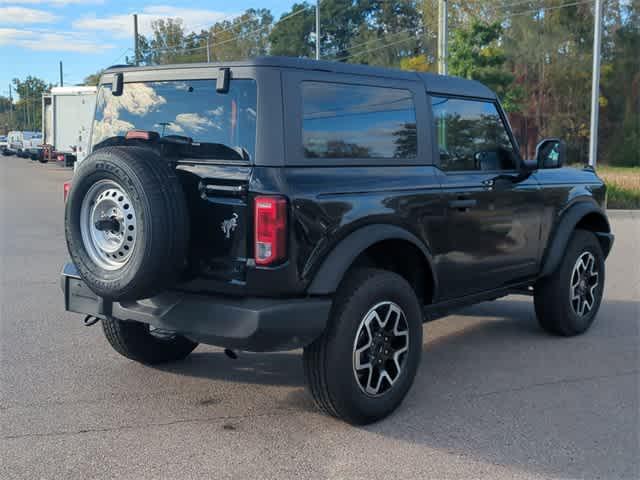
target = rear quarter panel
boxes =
[248,165,445,294]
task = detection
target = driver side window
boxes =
[431,96,516,172]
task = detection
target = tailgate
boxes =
[178,164,252,288]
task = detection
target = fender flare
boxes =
[307,224,437,296]
[539,201,613,278]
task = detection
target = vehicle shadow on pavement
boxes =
[158,350,306,387]
[365,296,639,479]
[157,298,544,389]
[160,296,638,478]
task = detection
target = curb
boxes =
[606,209,639,218]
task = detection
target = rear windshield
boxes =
[91,79,257,161]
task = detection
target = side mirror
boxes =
[536,138,566,169]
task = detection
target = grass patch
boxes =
[596,166,640,209]
[605,183,640,209]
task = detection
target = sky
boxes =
[0,0,290,99]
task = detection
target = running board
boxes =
[423,281,532,322]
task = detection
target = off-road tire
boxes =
[102,318,198,365]
[303,268,423,425]
[65,146,189,301]
[534,229,605,336]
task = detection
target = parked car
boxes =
[0,135,7,154]
[6,131,21,155]
[24,132,44,160]
[61,58,614,425]
[7,130,40,158]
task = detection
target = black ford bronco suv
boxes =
[62,57,613,424]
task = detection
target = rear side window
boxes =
[431,96,516,171]
[302,82,417,159]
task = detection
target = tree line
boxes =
[2,0,637,166]
[0,77,52,135]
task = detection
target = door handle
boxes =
[448,199,477,210]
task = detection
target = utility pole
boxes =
[315,0,320,60]
[437,0,448,75]
[59,61,63,87]
[588,0,603,168]
[133,14,140,66]
[206,33,211,63]
[8,84,13,126]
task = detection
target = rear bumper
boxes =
[61,263,331,352]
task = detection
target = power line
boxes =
[187,9,265,34]
[336,33,426,62]
[505,0,593,18]
[486,0,543,13]
[340,28,420,59]
[141,5,311,56]
[110,47,132,66]
[190,9,274,39]
[206,6,311,49]
[337,0,594,64]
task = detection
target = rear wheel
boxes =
[534,229,605,336]
[303,268,423,424]
[102,318,198,365]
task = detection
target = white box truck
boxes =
[42,86,97,168]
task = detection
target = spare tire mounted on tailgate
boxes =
[65,146,189,301]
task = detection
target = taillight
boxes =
[254,196,287,266]
[63,181,71,202]
[57,154,64,162]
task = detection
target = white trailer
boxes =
[42,86,97,167]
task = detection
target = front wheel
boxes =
[102,318,198,365]
[303,268,423,425]
[534,229,605,336]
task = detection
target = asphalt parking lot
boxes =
[1,155,638,480]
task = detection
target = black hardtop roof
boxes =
[103,56,496,100]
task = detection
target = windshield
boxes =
[91,79,257,161]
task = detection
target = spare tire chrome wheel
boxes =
[80,180,137,270]
[65,146,189,301]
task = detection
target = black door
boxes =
[430,95,543,299]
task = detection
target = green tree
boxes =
[11,76,51,131]
[0,95,13,135]
[269,3,316,57]
[209,8,274,61]
[600,0,640,166]
[344,1,423,66]
[449,21,522,112]
[139,18,192,65]
[400,54,433,72]
[83,70,103,86]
